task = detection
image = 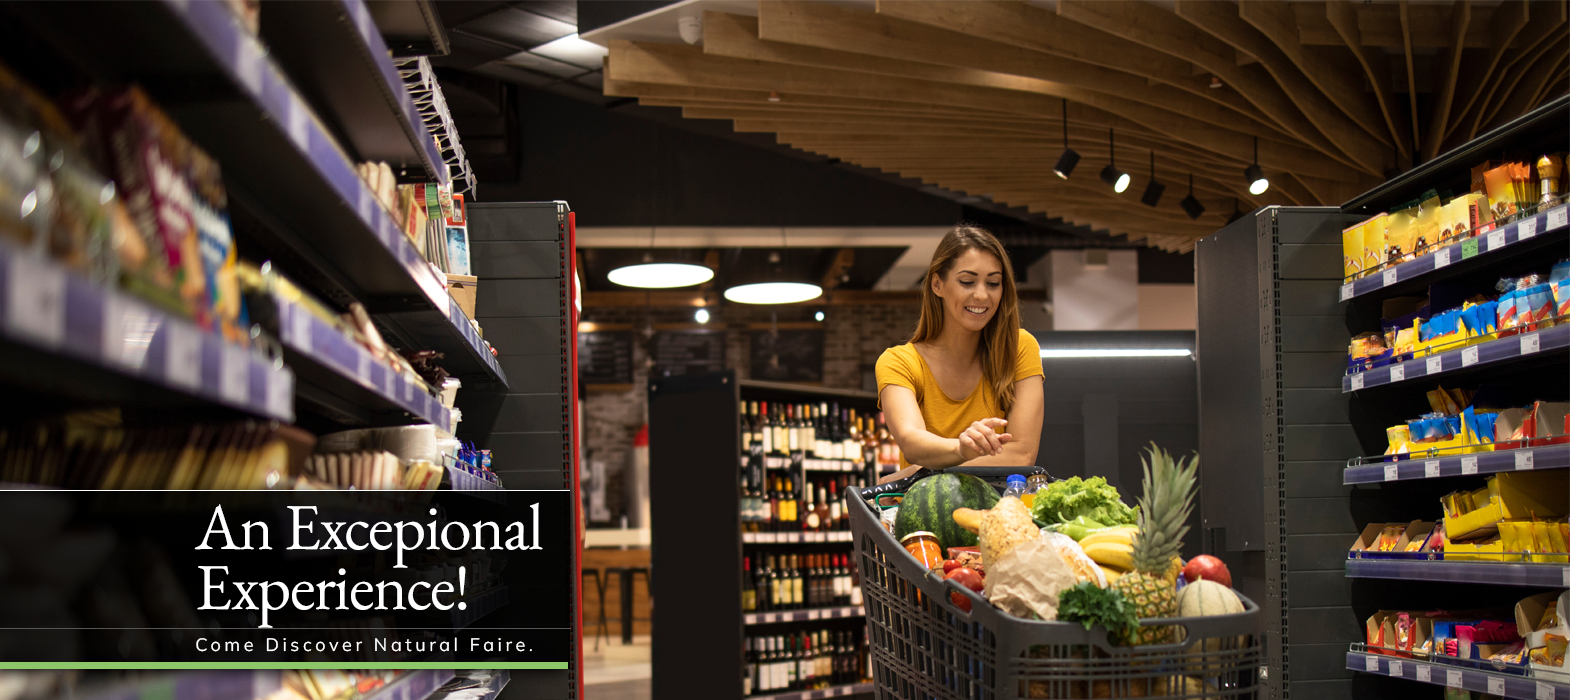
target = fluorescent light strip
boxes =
[1040,349,1192,358]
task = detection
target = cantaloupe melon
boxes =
[1176,580,1245,672]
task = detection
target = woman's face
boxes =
[932,248,1003,333]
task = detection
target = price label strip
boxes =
[1340,283,1353,301]
[1487,676,1505,696]
[1350,373,1364,391]
[1519,217,1538,239]
[1434,247,1451,269]
[164,324,202,390]
[1384,464,1399,482]
[219,344,250,405]
[1425,460,1441,478]
[1365,655,1379,672]
[1388,660,1402,677]
[1517,450,1535,470]
[1522,333,1541,355]
[1390,364,1404,382]
[1426,355,1443,374]
[8,258,66,349]
[1462,456,1479,475]
[1461,346,1479,367]
[1417,664,1432,683]
[1549,207,1568,230]
[1446,669,1463,688]
[1488,229,1506,251]
[1462,238,1480,259]
[267,368,293,420]
[1382,268,1398,288]
[1540,680,1558,700]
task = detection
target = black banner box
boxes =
[0,489,571,663]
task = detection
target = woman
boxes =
[876,225,1044,471]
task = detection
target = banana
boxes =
[1098,565,1125,582]
[1082,542,1135,570]
[1078,529,1137,548]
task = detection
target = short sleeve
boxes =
[876,345,921,406]
[1014,329,1044,383]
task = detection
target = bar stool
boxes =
[604,566,652,644]
[580,567,610,650]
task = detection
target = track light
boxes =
[1228,197,1246,224]
[1245,136,1269,195]
[1053,99,1079,179]
[1179,173,1205,220]
[1140,151,1165,207]
[1099,129,1129,193]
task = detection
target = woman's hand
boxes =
[956,418,1012,461]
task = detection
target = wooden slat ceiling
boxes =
[598,0,1569,253]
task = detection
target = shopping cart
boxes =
[849,467,1262,699]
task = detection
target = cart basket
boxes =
[849,467,1261,699]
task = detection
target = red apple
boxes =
[1181,555,1231,588]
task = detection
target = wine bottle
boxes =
[742,556,756,612]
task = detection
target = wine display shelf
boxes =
[751,682,876,700]
[744,531,856,544]
[745,606,864,626]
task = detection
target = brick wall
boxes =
[580,302,919,523]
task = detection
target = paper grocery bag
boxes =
[983,538,1077,621]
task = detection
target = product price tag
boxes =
[1522,333,1540,355]
[1488,229,1506,251]
[807,610,821,620]
[8,257,66,349]
[1446,669,1463,688]
[219,344,249,405]
[1427,355,1443,374]
[764,613,776,623]
[266,370,292,420]
[100,294,129,368]
[1417,664,1432,683]
[1563,567,1570,586]
[381,363,395,395]
[164,324,201,390]
[356,352,372,386]
[1340,283,1354,301]
[1390,365,1405,382]
[1461,346,1479,367]
[1462,238,1480,259]
[1462,456,1479,475]
[357,184,374,222]
[1519,217,1538,239]
[1425,460,1441,478]
[285,96,310,151]
[1539,680,1557,700]
[403,376,414,402]
[287,305,312,349]
[1384,464,1399,482]
[1435,247,1452,269]
[1488,677,1506,695]
[1381,267,1397,287]
[1549,207,1568,230]
[1389,660,1402,677]
[1350,373,1364,391]
[234,36,264,97]
[1517,451,1535,470]
[1365,655,1379,672]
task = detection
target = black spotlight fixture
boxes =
[1099,128,1130,193]
[1244,136,1269,195]
[1227,197,1246,224]
[1052,99,1079,179]
[1179,173,1206,220]
[1140,151,1165,207]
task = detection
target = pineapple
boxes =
[1109,444,1198,645]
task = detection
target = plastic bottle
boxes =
[1002,474,1028,500]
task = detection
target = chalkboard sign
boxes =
[652,330,727,377]
[750,329,824,382]
[578,330,634,385]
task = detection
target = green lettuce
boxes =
[1031,476,1137,526]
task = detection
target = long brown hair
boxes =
[909,225,1022,414]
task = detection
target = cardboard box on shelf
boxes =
[447,274,477,320]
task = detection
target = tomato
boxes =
[944,566,984,592]
[949,590,973,612]
[942,559,963,574]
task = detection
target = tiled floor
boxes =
[585,634,650,699]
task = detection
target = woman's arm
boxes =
[881,385,1011,469]
[958,376,1043,466]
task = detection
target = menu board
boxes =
[578,330,634,386]
[652,330,727,377]
[750,329,824,383]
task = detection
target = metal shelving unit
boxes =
[1343,444,1570,484]
[744,606,864,626]
[1340,203,1568,301]
[1345,559,1570,587]
[1348,650,1567,700]
[1343,324,1569,392]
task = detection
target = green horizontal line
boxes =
[0,662,566,670]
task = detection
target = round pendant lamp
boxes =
[724,247,823,305]
[606,229,715,289]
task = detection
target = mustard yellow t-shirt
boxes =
[875,329,1044,468]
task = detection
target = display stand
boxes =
[648,371,878,700]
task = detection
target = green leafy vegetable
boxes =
[1056,581,1140,636]
[1031,476,1137,526]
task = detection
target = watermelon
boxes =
[894,472,1001,550]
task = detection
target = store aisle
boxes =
[584,634,650,699]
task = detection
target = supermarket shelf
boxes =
[81,671,282,700]
[429,670,509,700]
[1343,324,1569,392]
[745,606,864,625]
[751,681,875,700]
[1343,444,1570,484]
[764,455,863,472]
[395,57,475,196]
[1345,559,1570,587]
[1348,651,1566,700]
[744,531,856,544]
[445,461,503,492]
[260,0,447,185]
[0,244,293,422]
[1339,203,1568,301]
[452,586,508,631]
[7,0,505,388]
[364,668,457,700]
[275,300,450,432]
[740,379,878,401]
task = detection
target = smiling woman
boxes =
[875,225,1045,471]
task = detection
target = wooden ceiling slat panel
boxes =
[1443,0,1529,144]
[1326,0,1413,164]
[1422,1,1474,162]
[1464,1,1567,141]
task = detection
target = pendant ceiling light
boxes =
[1052,99,1080,179]
[1227,197,1247,224]
[607,229,715,289]
[1179,174,1206,220]
[1244,136,1269,195]
[1099,128,1130,193]
[1140,151,1165,207]
[724,244,823,305]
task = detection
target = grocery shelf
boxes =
[1345,559,1570,587]
[1339,203,1568,302]
[0,243,293,422]
[6,0,506,388]
[395,57,475,196]
[81,671,282,700]
[1342,324,1569,392]
[364,669,457,700]
[1348,650,1566,700]
[429,670,509,700]
[260,0,447,185]
[751,681,875,700]
[764,455,863,472]
[275,300,451,432]
[444,460,504,493]
[745,606,863,626]
[451,586,508,631]
[1343,444,1570,484]
[743,531,856,544]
